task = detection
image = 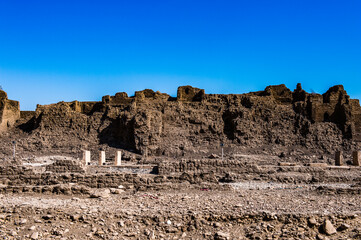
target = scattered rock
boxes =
[70,214,79,221]
[317,234,330,240]
[209,154,219,159]
[90,188,111,198]
[42,215,53,220]
[110,188,124,194]
[308,217,317,226]
[30,232,39,239]
[28,226,36,231]
[19,218,27,225]
[323,220,337,235]
[214,231,230,240]
[213,222,222,228]
[337,223,350,231]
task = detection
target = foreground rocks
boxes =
[323,220,337,235]
[0,183,360,239]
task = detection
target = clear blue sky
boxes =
[0,0,360,110]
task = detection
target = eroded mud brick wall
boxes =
[3,84,361,157]
[0,90,20,131]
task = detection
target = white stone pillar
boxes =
[114,151,121,166]
[99,151,106,165]
[83,150,91,166]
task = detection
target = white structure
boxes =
[114,151,122,166]
[83,150,91,165]
[99,151,106,165]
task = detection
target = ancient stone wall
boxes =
[0,162,359,192]
[158,159,260,175]
[20,111,36,119]
[1,84,360,159]
[177,86,205,102]
[0,90,20,132]
[102,89,172,106]
[102,92,132,105]
[45,159,85,173]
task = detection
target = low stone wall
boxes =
[158,159,261,175]
[0,166,34,177]
[45,160,85,173]
[158,159,361,184]
[0,162,360,191]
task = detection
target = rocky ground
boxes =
[0,181,360,240]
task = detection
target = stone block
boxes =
[0,96,20,132]
[353,151,361,166]
[177,86,205,102]
[335,151,343,166]
[83,150,91,166]
[114,151,121,166]
[278,162,297,166]
[307,163,328,167]
[99,151,106,165]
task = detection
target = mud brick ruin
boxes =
[0,84,360,239]
[0,83,360,168]
[0,90,20,132]
[3,83,359,157]
[0,83,360,173]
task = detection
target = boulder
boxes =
[90,188,111,198]
[322,220,337,235]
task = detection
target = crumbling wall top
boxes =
[323,85,348,104]
[177,86,205,102]
[134,89,170,102]
[0,90,8,99]
[293,83,307,102]
[261,84,292,103]
[0,90,20,131]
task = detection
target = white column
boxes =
[114,151,121,166]
[83,150,91,165]
[99,151,106,165]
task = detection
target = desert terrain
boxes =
[0,84,360,239]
